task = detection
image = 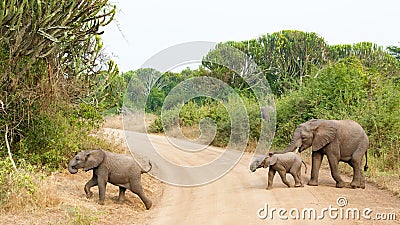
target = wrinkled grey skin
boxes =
[68,149,152,209]
[250,152,307,190]
[284,119,368,189]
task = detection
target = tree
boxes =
[134,68,164,96]
[329,42,399,78]
[0,0,118,162]
[387,44,400,62]
[203,30,330,95]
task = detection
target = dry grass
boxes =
[1,168,162,224]
[0,125,163,224]
[0,172,61,213]
[103,113,157,132]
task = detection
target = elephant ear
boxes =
[312,120,337,151]
[257,156,266,168]
[83,149,105,171]
[265,155,278,166]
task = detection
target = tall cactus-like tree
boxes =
[329,42,399,78]
[387,44,400,62]
[0,0,117,151]
[203,30,330,96]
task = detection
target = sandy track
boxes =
[124,131,400,225]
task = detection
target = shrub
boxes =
[14,103,103,170]
[149,96,267,148]
[0,158,39,210]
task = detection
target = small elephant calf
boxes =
[250,152,307,190]
[68,149,153,209]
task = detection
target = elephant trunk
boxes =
[284,142,299,153]
[284,130,302,153]
[68,160,78,174]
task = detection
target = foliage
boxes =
[123,68,196,114]
[203,30,330,96]
[329,42,400,78]
[0,0,120,171]
[15,104,103,170]
[387,44,400,62]
[0,158,39,209]
[149,96,263,147]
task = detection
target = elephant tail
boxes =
[364,152,369,172]
[141,161,152,174]
[302,160,307,174]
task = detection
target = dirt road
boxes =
[124,131,400,225]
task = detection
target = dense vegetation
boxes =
[0,0,119,208]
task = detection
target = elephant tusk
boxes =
[294,147,300,153]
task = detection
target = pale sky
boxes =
[101,0,400,72]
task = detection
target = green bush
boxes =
[149,96,265,148]
[14,104,103,170]
[0,158,39,208]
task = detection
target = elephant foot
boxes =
[307,180,318,186]
[144,200,152,210]
[266,186,272,190]
[350,182,365,189]
[117,198,126,204]
[98,200,105,205]
[350,180,359,189]
[336,181,346,188]
[86,191,93,199]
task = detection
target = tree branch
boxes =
[5,124,17,172]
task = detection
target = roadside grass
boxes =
[0,160,60,213]
[0,116,162,224]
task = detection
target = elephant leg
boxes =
[291,166,303,187]
[349,152,365,189]
[277,170,291,188]
[117,187,127,203]
[308,151,323,186]
[326,154,345,188]
[267,169,276,190]
[130,180,152,210]
[84,176,98,198]
[298,172,304,187]
[360,172,366,189]
[97,177,107,205]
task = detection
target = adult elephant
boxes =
[284,119,368,189]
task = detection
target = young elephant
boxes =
[250,152,307,190]
[68,149,153,209]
